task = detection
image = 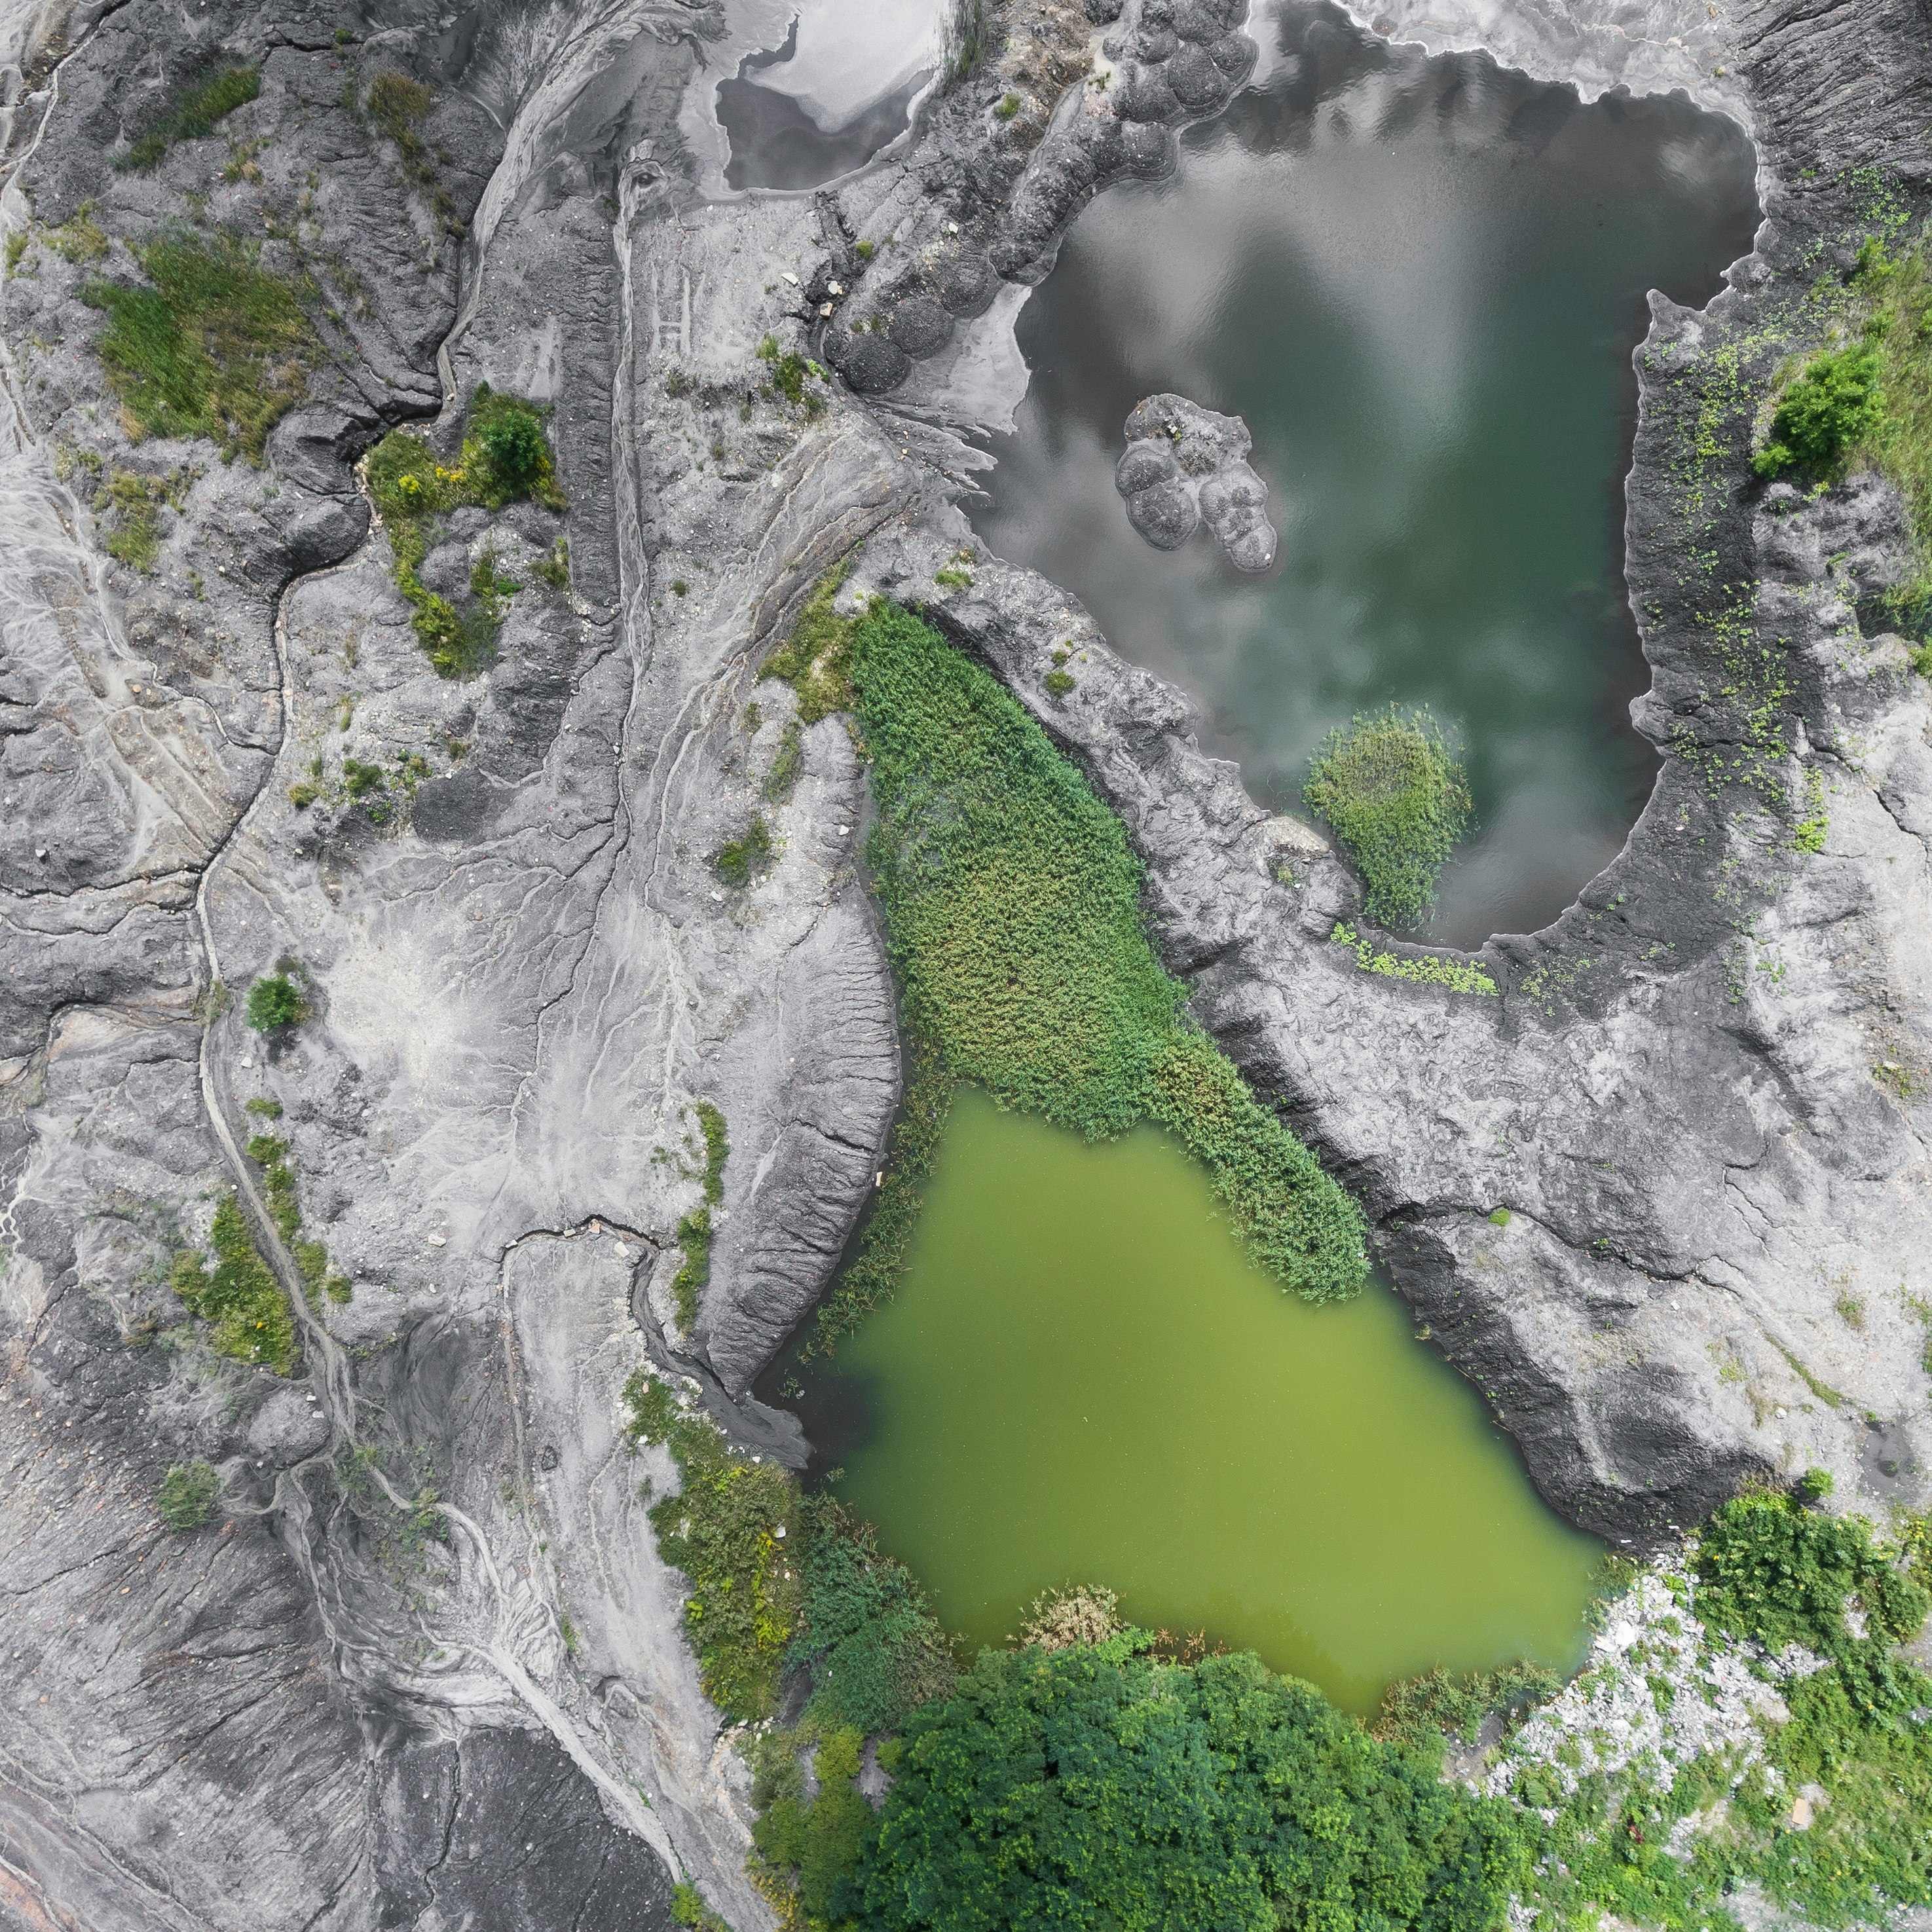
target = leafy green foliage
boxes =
[789,1495,956,1735]
[1331,920,1497,995]
[1694,1488,1927,1667]
[120,65,260,172]
[622,1370,800,1720]
[752,1724,874,1927]
[668,1882,732,1930]
[1304,706,1472,930]
[757,333,827,415]
[244,972,307,1031]
[847,1644,1527,1932]
[850,600,1365,1305]
[365,386,565,675]
[170,1194,298,1373]
[764,564,859,724]
[714,816,773,886]
[158,1460,220,1531]
[1753,341,1884,479]
[80,232,316,462]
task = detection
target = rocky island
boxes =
[2,0,1930,1925]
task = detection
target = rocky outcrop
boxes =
[1116,393,1277,570]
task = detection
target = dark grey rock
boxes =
[889,295,955,356]
[1118,393,1278,570]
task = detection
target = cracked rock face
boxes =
[5,0,1932,1924]
[1117,392,1278,571]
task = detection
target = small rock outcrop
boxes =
[1116,394,1278,571]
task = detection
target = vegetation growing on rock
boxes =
[365,386,565,675]
[622,1369,798,1719]
[169,1195,298,1374]
[1303,706,1472,930]
[80,231,317,462]
[157,1460,221,1531]
[244,971,307,1031]
[119,65,260,172]
[1753,339,1884,480]
[670,1102,728,1333]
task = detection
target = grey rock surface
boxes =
[5,0,1932,1924]
[1117,393,1278,571]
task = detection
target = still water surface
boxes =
[796,1090,1603,1715]
[975,1,1760,944]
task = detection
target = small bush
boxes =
[751,1724,872,1925]
[762,718,802,802]
[1304,705,1472,929]
[995,91,1022,119]
[1755,341,1884,479]
[158,1460,220,1531]
[244,971,307,1031]
[1043,667,1075,700]
[121,65,260,172]
[763,563,857,724]
[1016,1583,1123,1650]
[534,538,570,589]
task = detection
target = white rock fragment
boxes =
[426,1233,447,1248]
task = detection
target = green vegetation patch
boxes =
[169,1193,298,1373]
[750,1723,876,1927]
[713,815,773,886]
[120,65,260,172]
[787,1494,956,1736]
[842,1643,1526,1932]
[244,970,307,1031]
[622,1369,800,1720]
[157,1459,221,1531]
[669,1102,728,1333]
[96,467,191,572]
[1305,705,1472,930]
[365,385,565,676]
[844,599,1365,1316]
[1506,1493,1932,1932]
[1331,920,1498,996]
[763,563,857,724]
[756,332,828,416]
[80,231,316,462]
[1375,1660,1563,1760]
[246,1132,352,1307]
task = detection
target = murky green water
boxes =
[798,1089,1601,1715]
[975,0,1759,945]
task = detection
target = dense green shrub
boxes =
[849,599,1365,1305]
[157,1460,221,1531]
[1754,341,1884,479]
[623,1370,799,1718]
[246,1132,351,1307]
[751,1725,874,1925]
[844,1643,1527,1932]
[81,232,316,461]
[244,971,307,1031]
[1375,1660,1564,1760]
[789,1495,956,1735]
[1304,706,1472,929]
[120,65,260,171]
[169,1194,298,1373]
[365,386,564,675]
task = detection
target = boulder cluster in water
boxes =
[1115,393,1278,572]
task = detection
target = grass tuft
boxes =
[1304,705,1472,930]
[120,65,260,172]
[158,1460,221,1531]
[365,386,565,675]
[80,231,316,462]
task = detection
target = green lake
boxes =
[792,1088,1603,1715]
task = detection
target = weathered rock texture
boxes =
[4,0,1932,1922]
[1117,392,1277,570]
